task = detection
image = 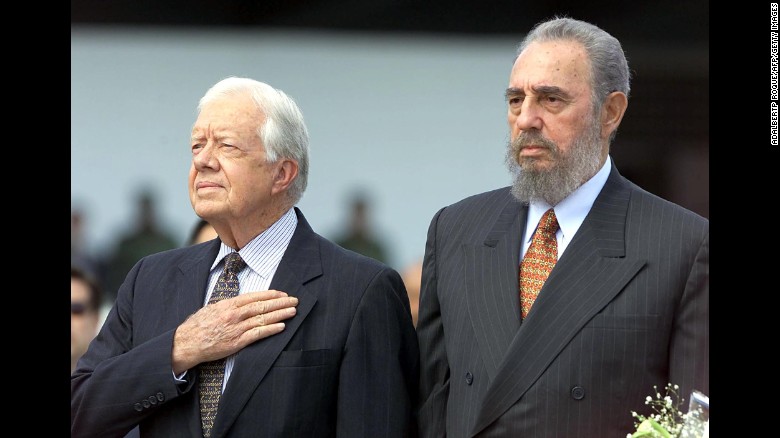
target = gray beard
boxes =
[504,117,603,206]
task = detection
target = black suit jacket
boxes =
[417,163,709,437]
[72,208,419,438]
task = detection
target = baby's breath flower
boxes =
[629,383,688,438]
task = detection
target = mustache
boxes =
[512,130,558,153]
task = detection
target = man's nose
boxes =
[514,99,543,131]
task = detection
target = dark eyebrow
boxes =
[505,87,524,99]
[505,85,572,101]
[531,85,571,98]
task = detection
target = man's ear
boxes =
[271,159,299,196]
[600,91,628,140]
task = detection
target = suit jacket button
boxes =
[142,399,151,409]
[133,403,143,412]
[156,392,165,402]
[148,396,158,405]
[570,386,585,400]
[465,372,474,385]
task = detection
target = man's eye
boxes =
[508,97,522,105]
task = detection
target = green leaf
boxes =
[647,419,672,438]
[631,419,672,438]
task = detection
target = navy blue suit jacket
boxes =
[72,208,419,438]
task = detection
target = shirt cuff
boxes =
[173,369,188,383]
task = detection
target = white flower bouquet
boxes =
[628,383,709,438]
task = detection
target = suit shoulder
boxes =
[317,234,399,277]
[141,243,207,263]
[129,243,214,278]
[626,181,709,233]
[424,187,518,247]
[313,235,408,310]
[438,186,514,220]
[628,182,708,222]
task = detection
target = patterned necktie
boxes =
[199,252,247,438]
[519,209,559,319]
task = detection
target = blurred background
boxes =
[71,0,708,308]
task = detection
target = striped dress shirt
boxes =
[204,208,298,392]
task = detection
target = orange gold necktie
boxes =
[519,209,559,319]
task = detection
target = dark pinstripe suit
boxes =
[417,163,709,437]
[72,208,419,438]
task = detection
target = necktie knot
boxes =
[223,252,246,276]
[538,209,559,236]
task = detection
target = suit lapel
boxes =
[464,193,525,381]
[471,166,647,436]
[211,208,322,437]
[176,239,221,322]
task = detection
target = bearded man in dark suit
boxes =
[416,17,708,438]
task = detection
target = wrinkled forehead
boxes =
[192,94,264,135]
[510,40,592,91]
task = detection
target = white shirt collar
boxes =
[211,208,298,279]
